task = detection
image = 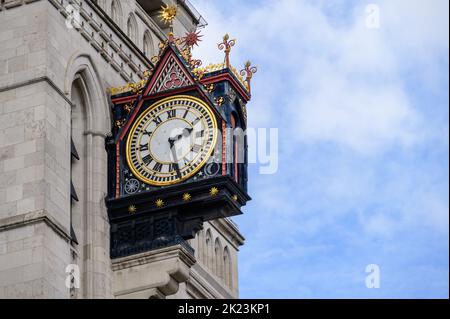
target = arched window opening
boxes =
[143,31,154,57]
[69,76,89,298]
[223,247,232,289]
[214,238,223,279]
[111,0,122,28]
[205,229,213,269]
[127,14,138,43]
[70,78,87,247]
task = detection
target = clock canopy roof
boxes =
[109,31,256,142]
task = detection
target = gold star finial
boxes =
[159,4,177,26]
[155,199,165,208]
[209,187,219,197]
[128,205,137,214]
[182,193,192,202]
[232,195,238,202]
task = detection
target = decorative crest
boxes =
[218,34,236,68]
[240,61,257,93]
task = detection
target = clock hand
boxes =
[168,143,182,179]
[170,144,181,178]
[182,127,194,137]
[169,127,194,145]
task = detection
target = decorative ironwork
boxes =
[125,178,139,194]
[204,162,220,177]
[183,30,203,48]
[240,61,258,94]
[218,34,236,68]
[215,96,225,106]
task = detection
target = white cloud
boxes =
[192,0,448,154]
[191,0,449,298]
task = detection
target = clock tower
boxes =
[105,8,256,297]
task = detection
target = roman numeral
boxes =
[167,109,176,119]
[142,154,153,165]
[139,144,149,151]
[191,117,201,126]
[195,130,205,138]
[153,116,163,125]
[153,162,163,172]
[142,130,153,136]
[169,163,182,178]
[182,109,189,119]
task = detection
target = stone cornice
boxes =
[111,244,196,271]
[0,76,75,107]
[112,244,196,298]
[210,218,245,250]
[0,209,72,243]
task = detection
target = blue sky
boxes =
[191,0,449,298]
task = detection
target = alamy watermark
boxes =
[167,126,279,175]
[65,4,82,30]
[365,264,381,289]
[65,264,80,290]
[365,4,381,29]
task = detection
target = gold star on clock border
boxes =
[209,187,219,197]
[128,205,137,214]
[155,199,165,208]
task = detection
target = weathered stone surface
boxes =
[0,0,243,299]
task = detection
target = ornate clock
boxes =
[126,95,218,186]
[105,39,254,259]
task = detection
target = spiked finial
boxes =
[159,4,177,25]
[218,34,236,68]
[240,61,258,93]
[183,30,203,49]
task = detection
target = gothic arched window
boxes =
[223,246,232,289]
[111,0,122,28]
[143,30,154,57]
[214,238,223,279]
[127,14,138,44]
[205,229,213,269]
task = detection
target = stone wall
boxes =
[0,0,244,299]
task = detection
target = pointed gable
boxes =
[146,46,195,96]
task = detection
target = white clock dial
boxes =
[126,95,218,186]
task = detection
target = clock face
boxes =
[126,95,218,186]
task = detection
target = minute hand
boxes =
[168,139,182,179]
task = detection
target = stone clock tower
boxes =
[0,0,254,299]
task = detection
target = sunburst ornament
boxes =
[155,199,165,208]
[182,193,192,202]
[159,4,177,25]
[183,30,203,48]
[209,187,219,197]
[128,205,137,214]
